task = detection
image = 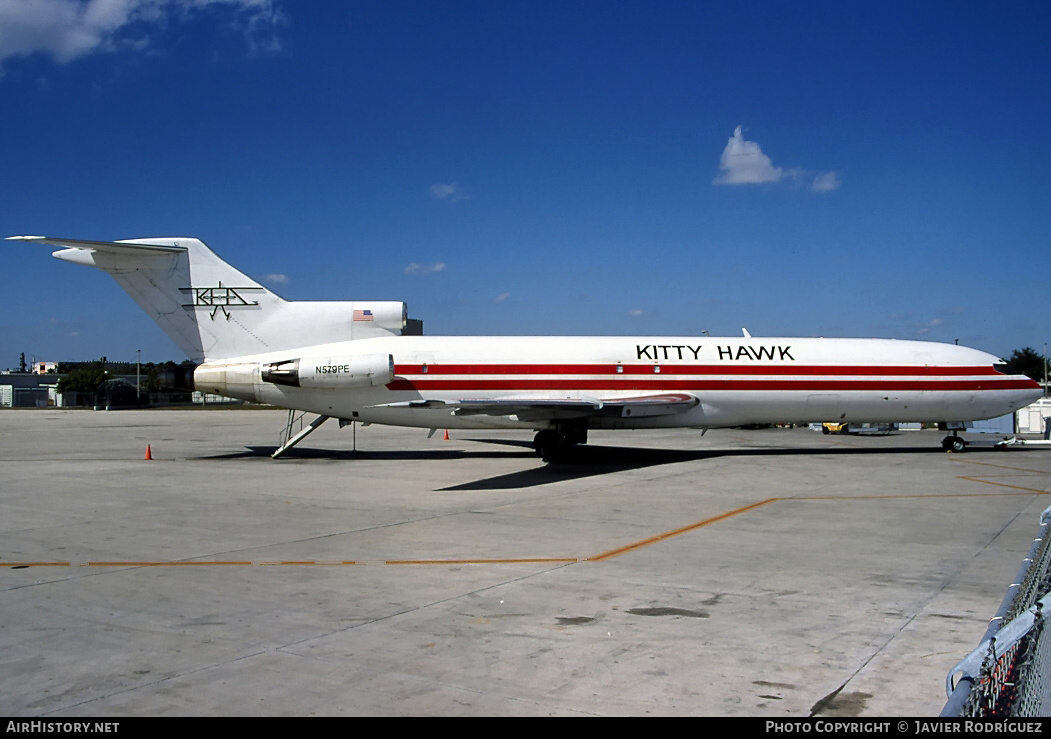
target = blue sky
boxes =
[1,0,1049,365]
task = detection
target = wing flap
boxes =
[370,393,698,422]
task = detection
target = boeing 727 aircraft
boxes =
[10,235,1042,459]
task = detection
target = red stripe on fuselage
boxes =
[386,378,1036,392]
[394,363,1002,377]
[385,364,1037,393]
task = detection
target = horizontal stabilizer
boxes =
[7,235,187,256]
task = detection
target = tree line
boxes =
[46,358,192,394]
[1004,348,1048,383]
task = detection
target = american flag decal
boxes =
[353,309,374,322]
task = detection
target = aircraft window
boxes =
[653,365,661,374]
[422,363,428,374]
[993,362,1008,374]
[616,364,623,374]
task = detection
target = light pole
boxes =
[136,349,141,401]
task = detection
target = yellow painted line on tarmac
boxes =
[794,491,1046,501]
[947,457,1051,495]
[949,458,1051,476]
[955,477,1050,495]
[2,558,570,568]
[385,557,578,565]
[84,561,254,567]
[584,498,781,562]
[8,462,1051,570]
[258,560,362,566]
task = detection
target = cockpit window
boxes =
[993,362,1008,374]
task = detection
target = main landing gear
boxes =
[533,423,588,463]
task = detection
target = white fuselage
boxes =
[193,335,1042,430]
[23,236,1040,440]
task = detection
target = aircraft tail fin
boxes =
[8,236,410,362]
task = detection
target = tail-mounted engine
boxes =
[261,354,395,389]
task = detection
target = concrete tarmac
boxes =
[2,408,1050,717]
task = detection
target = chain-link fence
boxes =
[942,506,1051,716]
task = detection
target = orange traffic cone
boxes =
[144,444,153,460]
[443,429,450,441]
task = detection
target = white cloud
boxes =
[713,126,783,186]
[404,262,446,276]
[494,292,510,303]
[811,171,841,192]
[261,273,287,285]
[917,318,946,335]
[627,309,645,317]
[429,182,469,202]
[713,126,840,193]
[0,0,283,64]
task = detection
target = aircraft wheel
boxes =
[942,436,966,453]
[534,431,574,463]
[535,426,586,463]
[533,430,555,456]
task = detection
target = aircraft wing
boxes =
[372,393,699,422]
